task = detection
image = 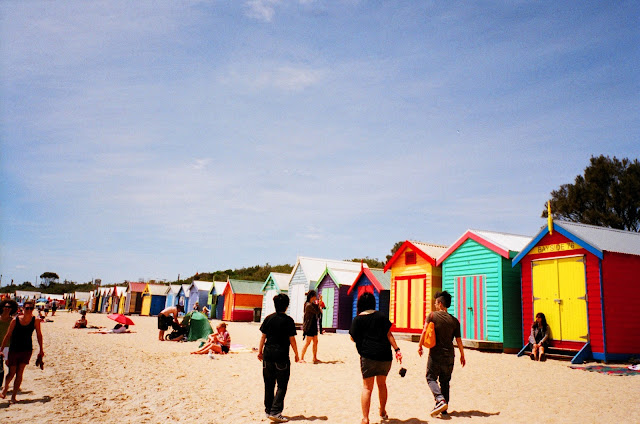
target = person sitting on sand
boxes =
[112,324,130,333]
[191,322,231,354]
[529,312,550,361]
[74,311,88,328]
[158,305,184,341]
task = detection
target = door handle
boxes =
[554,299,562,304]
[467,307,473,310]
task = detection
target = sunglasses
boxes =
[24,306,35,310]
[2,305,12,308]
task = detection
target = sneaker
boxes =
[269,413,289,423]
[430,400,448,417]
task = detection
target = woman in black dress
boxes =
[299,290,321,363]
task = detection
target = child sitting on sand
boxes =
[191,323,231,355]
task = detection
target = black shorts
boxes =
[360,357,392,379]
[8,350,32,367]
[221,345,230,354]
[157,315,172,331]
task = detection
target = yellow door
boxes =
[141,295,151,316]
[532,260,561,340]
[394,279,409,329]
[409,277,426,331]
[557,257,588,341]
[532,257,587,342]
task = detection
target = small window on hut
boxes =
[405,251,417,265]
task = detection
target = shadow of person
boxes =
[312,360,344,364]
[0,395,51,408]
[288,415,328,421]
[385,419,429,424]
[447,410,500,418]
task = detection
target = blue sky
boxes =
[1,1,638,286]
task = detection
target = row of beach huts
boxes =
[15,221,640,363]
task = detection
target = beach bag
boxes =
[422,321,436,349]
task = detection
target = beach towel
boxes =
[229,344,254,354]
[569,365,640,376]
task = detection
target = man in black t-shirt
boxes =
[418,291,466,417]
[258,294,299,423]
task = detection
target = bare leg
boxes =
[531,345,538,360]
[1,365,16,399]
[191,342,215,354]
[11,363,27,403]
[159,330,165,341]
[539,346,545,361]
[376,375,388,418]
[300,337,312,362]
[361,376,374,424]
[312,336,319,362]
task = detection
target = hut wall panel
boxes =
[317,277,339,328]
[501,258,524,349]
[289,267,308,323]
[602,253,640,354]
[337,285,353,330]
[235,293,263,309]
[585,254,604,354]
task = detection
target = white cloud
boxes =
[245,0,281,22]
[191,158,212,170]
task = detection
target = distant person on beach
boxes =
[191,322,231,355]
[317,294,326,335]
[258,293,299,423]
[74,311,88,328]
[529,312,550,361]
[349,292,403,424]
[0,300,44,404]
[158,305,184,341]
[193,302,200,311]
[299,290,321,363]
[418,291,465,417]
[51,301,57,316]
[0,300,19,383]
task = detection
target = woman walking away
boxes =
[299,290,321,363]
[0,300,44,404]
[529,312,550,361]
[350,292,403,424]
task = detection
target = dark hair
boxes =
[533,312,548,330]
[176,304,185,312]
[357,292,376,314]
[434,291,452,308]
[273,293,289,313]
[0,299,18,315]
[306,290,317,303]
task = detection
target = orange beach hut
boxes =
[222,279,263,322]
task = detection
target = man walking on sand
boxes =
[258,294,299,423]
[418,291,465,417]
[158,304,184,341]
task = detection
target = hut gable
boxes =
[437,230,532,265]
[261,272,291,293]
[384,240,448,271]
[128,282,147,293]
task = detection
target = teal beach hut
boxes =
[436,229,531,351]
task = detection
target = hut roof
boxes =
[14,290,41,299]
[314,266,360,289]
[146,284,169,296]
[128,282,147,293]
[226,279,263,295]
[384,240,449,271]
[514,221,640,264]
[436,229,532,265]
[261,272,291,292]
[211,281,228,295]
[347,267,390,295]
[167,285,181,295]
[291,257,366,287]
[189,281,214,293]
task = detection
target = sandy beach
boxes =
[2,311,638,424]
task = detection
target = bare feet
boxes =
[313,358,320,364]
[361,418,369,424]
[10,397,17,404]
[380,409,388,419]
[0,392,5,399]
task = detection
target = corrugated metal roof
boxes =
[270,272,291,291]
[411,241,449,260]
[228,279,263,295]
[556,221,640,256]
[295,256,366,286]
[369,268,391,290]
[213,281,227,295]
[128,282,147,293]
[326,267,360,287]
[470,230,533,253]
[167,285,181,295]
[147,284,169,296]
[190,281,214,292]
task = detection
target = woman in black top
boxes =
[300,290,321,363]
[529,312,550,361]
[0,300,44,403]
[350,292,402,424]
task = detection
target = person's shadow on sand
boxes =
[288,415,328,421]
[438,410,501,420]
[384,419,428,424]
[0,395,52,408]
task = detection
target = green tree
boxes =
[543,155,640,232]
[39,272,60,288]
[386,241,405,262]
[348,257,386,269]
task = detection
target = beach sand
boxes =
[2,312,638,423]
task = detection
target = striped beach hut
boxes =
[165,285,180,309]
[384,241,449,333]
[125,282,146,315]
[141,284,169,316]
[513,221,640,363]
[314,266,360,331]
[187,281,214,312]
[110,287,125,314]
[347,266,391,320]
[436,230,532,351]
[222,279,263,322]
[288,257,365,324]
[260,272,290,322]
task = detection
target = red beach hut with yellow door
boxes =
[513,221,640,363]
[384,241,449,333]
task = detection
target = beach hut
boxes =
[177,284,190,310]
[436,230,532,351]
[347,266,391,320]
[118,290,127,314]
[165,285,180,309]
[211,281,228,319]
[222,279,263,322]
[260,272,290,322]
[141,284,169,316]
[187,281,214,312]
[313,266,360,331]
[513,221,640,363]
[288,257,365,324]
[384,241,449,333]
[101,287,113,313]
[109,287,125,313]
[74,291,91,310]
[125,282,146,315]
